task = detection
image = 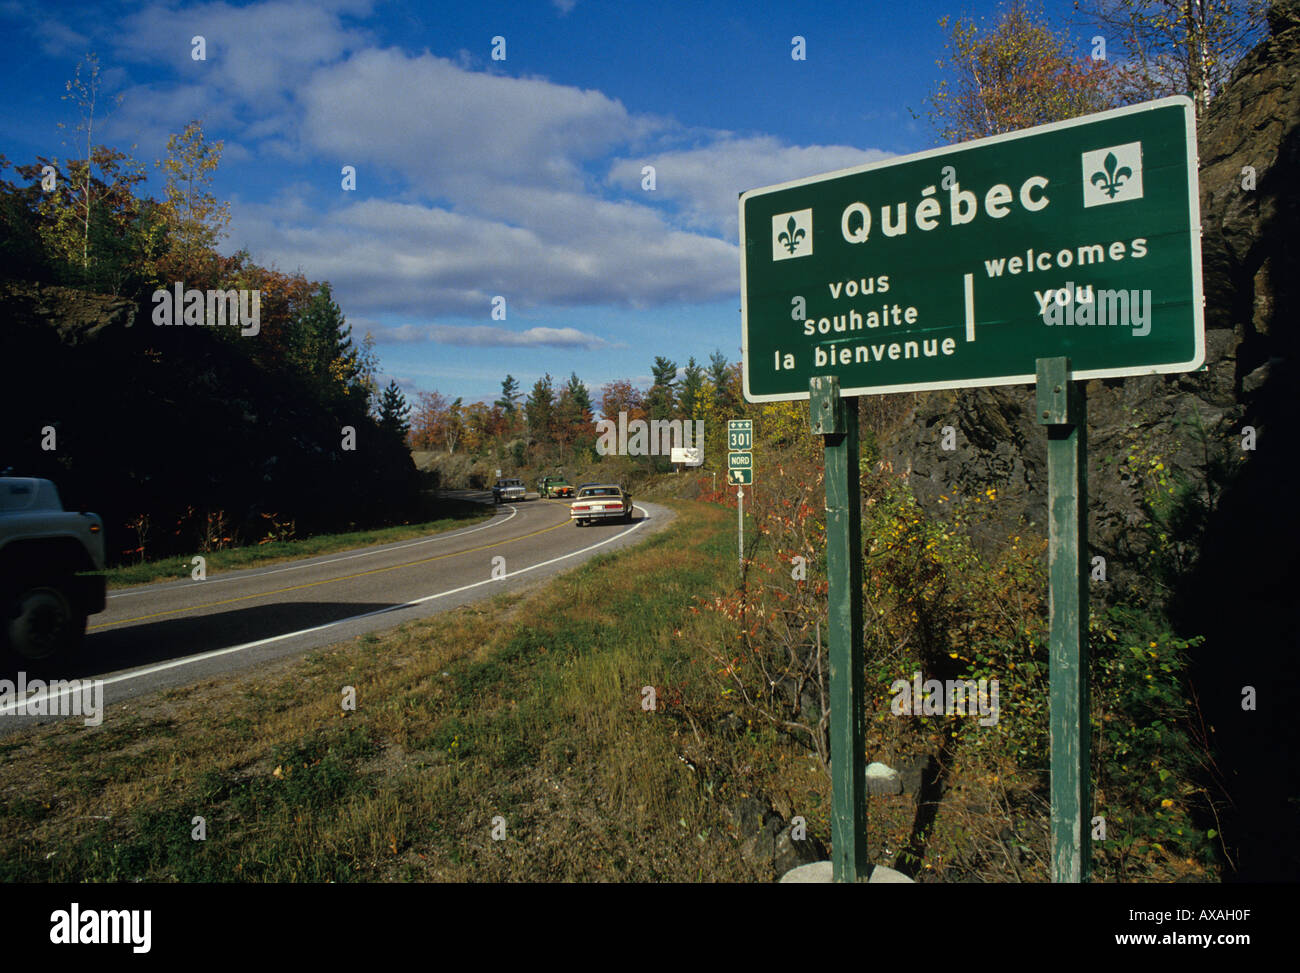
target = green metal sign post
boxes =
[742,100,1203,884]
[729,421,755,573]
[810,376,868,882]
[1037,357,1091,882]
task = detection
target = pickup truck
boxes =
[570,484,633,526]
[492,478,528,504]
[538,475,574,499]
[0,475,106,660]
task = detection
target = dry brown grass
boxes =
[0,501,775,881]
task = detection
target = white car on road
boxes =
[570,484,632,526]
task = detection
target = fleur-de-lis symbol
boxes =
[1090,151,1133,199]
[778,215,806,253]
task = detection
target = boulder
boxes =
[779,861,916,883]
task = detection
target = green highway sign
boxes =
[740,97,1204,402]
[728,428,752,450]
[728,451,752,470]
[728,468,753,485]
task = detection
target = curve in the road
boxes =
[106,497,520,599]
[1,498,673,727]
[94,506,568,630]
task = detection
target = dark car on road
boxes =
[492,478,527,503]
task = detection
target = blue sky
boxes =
[0,0,1095,406]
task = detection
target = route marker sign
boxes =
[729,421,756,490]
[727,419,753,451]
[740,97,1203,403]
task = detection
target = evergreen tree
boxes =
[646,356,677,420]
[293,283,365,404]
[377,380,411,441]
[552,373,594,453]
[566,372,592,415]
[525,374,556,444]
[495,374,522,414]
[679,356,705,419]
[708,350,738,414]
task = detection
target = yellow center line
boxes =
[91,512,572,631]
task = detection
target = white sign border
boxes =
[739,96,1204,403]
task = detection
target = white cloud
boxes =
[35,19,91,57]
[114,0,373,105]
[83,5,890,328]
[297,48,644,204]
[101,82,242,168]
[230,194,737,318]
[424,325,613,349]
[608,136,894,238]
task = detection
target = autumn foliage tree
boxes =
[926,0,1114,144]
[599,378,647,425]
[409,391,452,451]
[7,54,163,296]
[156,119,231,278]
[56,53,117,275]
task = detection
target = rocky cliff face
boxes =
[0,282,137,343]
[877,1,1300,880]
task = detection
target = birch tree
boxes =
[157,119,231,273]
[1074,0,1268,114]
[926,1,1113,144]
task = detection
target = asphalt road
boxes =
[0,492,674,732]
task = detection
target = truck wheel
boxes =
[7,584,85,661]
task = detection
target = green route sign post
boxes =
[740,98,1203,883]
[729,421,755,570]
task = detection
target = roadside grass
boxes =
[0,500,806,882]
[0,489,1137,883]
[102,500,495,590]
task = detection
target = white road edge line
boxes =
[2,505,655,715]
[108,503,519,598]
